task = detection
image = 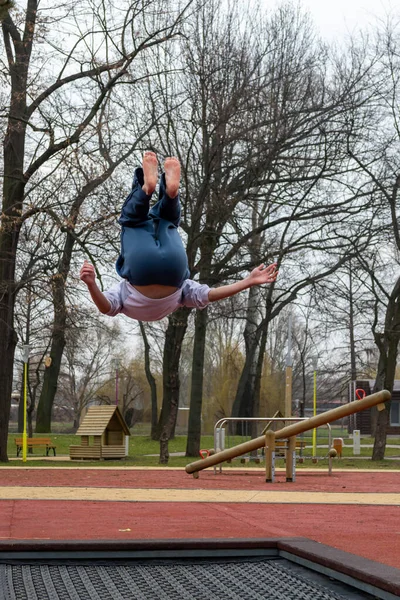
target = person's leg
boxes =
[116,152,159,281]
[148,158,190,285]
[117,153,190,286]
[118,151,158,227]
[149,157,181,226]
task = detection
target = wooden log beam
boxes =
[185,389,391,475]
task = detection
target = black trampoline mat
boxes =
[0,557,377,600]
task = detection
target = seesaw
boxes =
[185,389,391,479]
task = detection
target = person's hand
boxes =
[246,263,278,287]
[80,260,96,286]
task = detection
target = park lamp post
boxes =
[22,344,32,463]
[311,355,318,458]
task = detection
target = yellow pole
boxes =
[312,369,317,458]
[22,361,28,462]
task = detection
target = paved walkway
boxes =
[0,467,399,570]
[0,486,399,505]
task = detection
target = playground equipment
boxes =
[185,389,390,477]
[1,538,398,600]
[332,437,344,458]
[213,417,334,477]
[70,405,130,460]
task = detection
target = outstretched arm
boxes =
[208,263,278,303]
[80,261,112,314]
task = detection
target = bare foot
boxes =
[164,157,180,198]
[142,151,158,195]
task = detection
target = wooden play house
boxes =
[70,405,130,460]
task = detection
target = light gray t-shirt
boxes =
[103,279,210,322]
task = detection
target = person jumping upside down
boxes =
[80,151,278,322]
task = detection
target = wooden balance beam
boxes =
[185,389,391,476]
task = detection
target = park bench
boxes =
[275,439,306,456]
[15,437,57,457]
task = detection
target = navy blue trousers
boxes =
[116,168,190,287]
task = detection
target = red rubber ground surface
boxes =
[1,469,399,569]
[1,468,399,492]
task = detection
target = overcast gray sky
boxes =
[269,0,398,41]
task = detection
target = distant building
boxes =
[348,380,400,435]
[304,398,348,428]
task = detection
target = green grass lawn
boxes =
[7,432,216,457]
[4,431,400,470]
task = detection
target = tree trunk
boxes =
[157,307,190,462]
[0,5,38,460]
[184,208,218,454]
[36,218,80,431]
[372,283,400,460]
[186,307,208,456]
[231,286,262,432]
[72,395,81,431]
[251,321,269,438]
[35,273,67,432]
[139,322,159,439]
[0,227,21,462]
[372,335,398,460]
[230,339,260,436]
[159,399,181,464]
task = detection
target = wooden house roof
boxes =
[77,405,130,436]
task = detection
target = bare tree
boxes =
[60,319,124,429]
[309,261,378,386]
[345,21,400,459]
[0,0,195,460]
[138,321,158,437]
[136,0,382,459]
